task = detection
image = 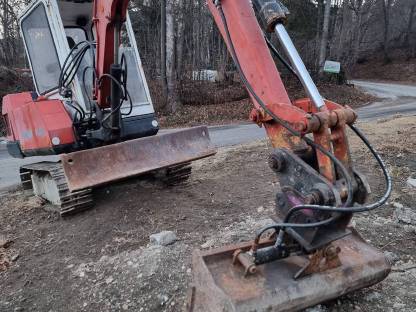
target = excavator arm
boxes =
[93,0,129,108]
[189,1,392,311]
[207,0,363,234]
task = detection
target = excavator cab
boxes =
[2,0,216,215]
[18,0,158,140]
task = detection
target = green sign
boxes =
[324,60,341,74]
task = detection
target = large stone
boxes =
[407,177,416,188]
[305,305,327,312]
[149,231,177,246]
[0,235,12,249]
[394,206,416,225]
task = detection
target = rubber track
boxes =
[162,162,192,186]
[20,162,93,216]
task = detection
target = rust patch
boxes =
[61,126,216,191]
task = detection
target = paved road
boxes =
[209,80,416,144]
[1,80,416,191]
[352,80,416,120]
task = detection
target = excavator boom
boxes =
[189,1,392,311]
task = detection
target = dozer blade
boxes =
[188,229,391,312]
[61,126,216,192]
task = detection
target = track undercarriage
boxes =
[19,127,215,216]
[20,161,194,216]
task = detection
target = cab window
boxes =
[21,4,61,95]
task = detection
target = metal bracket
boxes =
[294,244,342,279]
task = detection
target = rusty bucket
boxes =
[188,229,390,312]
[60,126,216,191]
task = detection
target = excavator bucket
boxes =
[60,126,216,191]
[188,229,391,312]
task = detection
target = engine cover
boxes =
[2,92,76,157]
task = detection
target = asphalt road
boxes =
[1,80,416,191]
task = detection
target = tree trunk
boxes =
[160,0,168,107]
[166,0,181,113]
[405,4,416,60]
[381,0,392,63]
[176,0,186,80]
[315,0,324,70]
[318,0,332,73]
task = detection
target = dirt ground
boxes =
[352,50,416,84]
[1,115,416,312]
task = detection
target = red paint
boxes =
[2,92,75,153]
[207,1,358,182]
[207,0,309,150]
[93,0,129,108]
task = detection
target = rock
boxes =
[201,239,215,249]
[365,291,382,301]
[0,236,12,249]
[392,202,404,209]
[394,206,416,225]
[257,206,265,213]
[149,231,177,246]
[105,276,114,284]
[304,305,327,312]
[384,251,400,264]
[393,302,405,309]
[11,254,19,262]
[158,294,169,305]
[407,177,416,188]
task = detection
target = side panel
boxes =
[3,93,76,156]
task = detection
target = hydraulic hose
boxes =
[214,2,392,237]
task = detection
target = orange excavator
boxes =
[1,0,216,215]
[2,0,392,310]
[189,1,392,311]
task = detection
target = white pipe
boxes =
[274,24,325,110]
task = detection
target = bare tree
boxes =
[165,0,181,113]
[318,0,332,73]
[160,0,168,106]
[403,0,416,59]
[380,0,394,63]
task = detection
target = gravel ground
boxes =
[0,116,415,312]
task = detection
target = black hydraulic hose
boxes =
[283,125,392,223]
[120,53,133,116]
[257,125,392,242]
[82,65,97,122]
[60,42,90,89]
[98,73,126,129]
[59,41,96,94]
[216,4,354,207]
[215,2,392,237]
[59,41,87,87]
[264,35,299,80]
